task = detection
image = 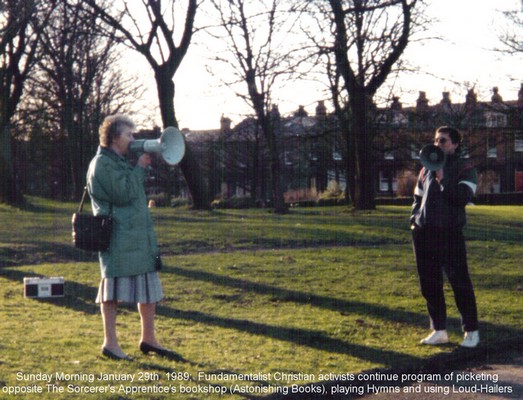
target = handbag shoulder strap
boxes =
[77,186,88,213]
[77,186,113,216]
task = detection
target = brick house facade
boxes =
[182,85,523,204]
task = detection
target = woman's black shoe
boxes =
[139,342,183,361]
[102,347,133,361]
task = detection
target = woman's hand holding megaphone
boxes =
[137,153,152,169]
[435,168,444,182]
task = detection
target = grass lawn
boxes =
[0,198,521,399]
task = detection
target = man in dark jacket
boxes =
[411,126,479,348]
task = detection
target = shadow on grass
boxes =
[157,305,424,368]
[0,241,96,268]
[2,265,420,368]
[168,266,428,328]
[466,224,523,243]
[2,264,521,374]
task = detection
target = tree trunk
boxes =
[0,125,24,205]
[155,70,211,209]
[268,144,286,213]
[350,96,376,210]
[342,121,355,206]
[261,117,286,214]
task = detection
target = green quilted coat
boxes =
[86,147,158,278]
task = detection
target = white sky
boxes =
[128,0,522,131]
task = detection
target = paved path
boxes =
[362,351,523,399]
[261,343,522,399]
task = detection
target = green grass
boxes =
[0,198,521,399]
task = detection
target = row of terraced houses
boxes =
[179,84,523,205]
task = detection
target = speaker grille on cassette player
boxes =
[24,277,65,298]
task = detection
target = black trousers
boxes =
[412,226,478,332]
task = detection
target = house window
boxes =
[487,138,498,158]
[515,135,523,152]
[411,145,420,160]
[284,151,294,166]
[332,144,342,161]
[379,170,397,192]
[490,175,501,193]
[487,147,497,158]
[309,142,318,161]
[486,112,507,128]
[480,170,501,194]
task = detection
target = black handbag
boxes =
[72,187,113,252]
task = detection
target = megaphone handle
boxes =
[136,153,154,171]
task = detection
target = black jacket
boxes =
[411,154,477,229]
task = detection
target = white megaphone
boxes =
[129,126,186,166]
[419,144,445,171]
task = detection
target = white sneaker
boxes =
[420,330,449,345]
[460,331,480,348]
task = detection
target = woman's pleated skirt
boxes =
[96,271,164,304]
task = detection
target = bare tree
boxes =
[84,0,211,209]
[308,0,423,209]
[25,0,137,199]
[207,0,306,213]
[497,6,523,55]
[0,0,55,205]
[216,116,269,206]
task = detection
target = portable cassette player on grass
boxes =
[23,277,65,298]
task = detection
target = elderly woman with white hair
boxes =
[87,114,177,361]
